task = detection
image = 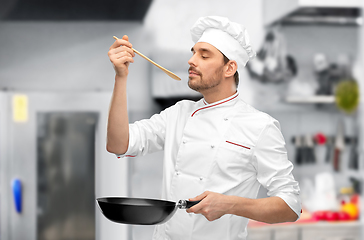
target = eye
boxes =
[201,55,208,59]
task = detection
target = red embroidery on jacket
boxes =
[226,141,250,150]
[118,155,136,158]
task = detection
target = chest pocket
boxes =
[214,140,255,176]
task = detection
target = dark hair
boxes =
[223,55,239,87]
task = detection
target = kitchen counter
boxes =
[247,220,361,240]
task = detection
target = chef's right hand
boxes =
[108,35,135,79]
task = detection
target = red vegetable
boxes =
[337,211,351,221]
[325,211,339,221]
[313,211,327,221]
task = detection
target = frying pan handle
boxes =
[178,200,201,209]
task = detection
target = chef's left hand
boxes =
[186,191,234,221]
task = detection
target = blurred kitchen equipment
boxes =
[350,177,362,195]
[333,120,345,172]
[325,136,334,163]
[300,178,316,212]
[348,137,359,170]
[314,132,327,145]
[1,93,108,240]
[302,172,340,212]
[348,111,360,170]
[301,135,308,164]
[113,36,181,80]
[247,28,297,83]
[314,53,335,95]
[314,132,327,164]
[305,134,316,163]
[294,135,317,164]
[315,172,339,211]
[263,1,362,26]
[294,135,303,165]
[97,197,200,225]
[313,53,350,98]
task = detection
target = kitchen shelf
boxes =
[285,95,335,104]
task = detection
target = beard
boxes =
[188,65,224,92]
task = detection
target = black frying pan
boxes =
[97,197,200,225]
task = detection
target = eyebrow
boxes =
[191,47,212,53]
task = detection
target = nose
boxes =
[188,54,196,67]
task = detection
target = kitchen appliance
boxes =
[0,91,128,240]
[263,0,361,26]
[247,28,297,83]
[97,197,200,225]
[333,120,345,172]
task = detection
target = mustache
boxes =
[188,67,201,75]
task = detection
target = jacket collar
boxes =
[192,92,239,117]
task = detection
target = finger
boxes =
[109,46,135,59]
[111,55,134,65]
[122,35,129,41]
[112,44,135,57]
[110,38,133,50]
[186,196,208,214]
[186,202,203,213]
[109,48,133,60]
[189,191,209,202]
[109,52,135,67]
[111,47,135,58]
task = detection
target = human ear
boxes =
[225,60,237,78]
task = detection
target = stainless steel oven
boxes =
[0,91,128,240]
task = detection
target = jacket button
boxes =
[176,171,180,175]
[199,177,203,181]
[224,118,228,121]
[211,145,215,148]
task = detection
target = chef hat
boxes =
[190,16,255,67]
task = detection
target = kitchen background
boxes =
[0,0,363,240]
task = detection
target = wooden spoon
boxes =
[113,36,181,80]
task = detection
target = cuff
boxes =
[275,192,302,220]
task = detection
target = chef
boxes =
[106,16,301,240]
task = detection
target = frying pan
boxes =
[97,197,200,225]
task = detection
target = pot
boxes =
[97,197,200,225]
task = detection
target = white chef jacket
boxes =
[118,92,301,240]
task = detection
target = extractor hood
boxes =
[264,0,362,26]
[0,0,153,21]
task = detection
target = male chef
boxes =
[106,16,301,240]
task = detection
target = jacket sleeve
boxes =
[116,108,169,158]
[253,117,301,219]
